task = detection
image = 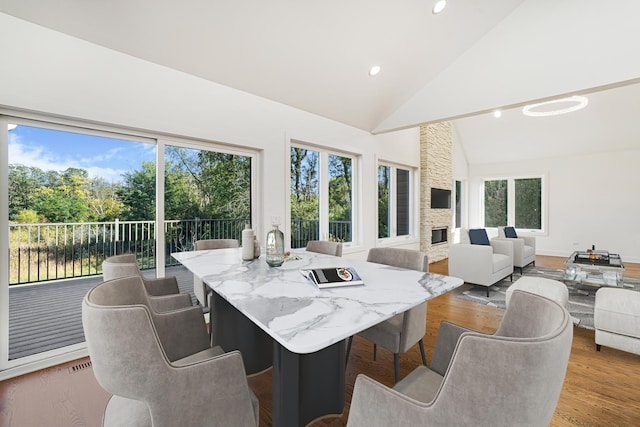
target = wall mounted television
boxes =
[431,188,451,209]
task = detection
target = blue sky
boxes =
[8,124,155,183]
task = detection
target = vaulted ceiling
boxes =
[2,0,640,164]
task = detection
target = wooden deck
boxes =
[8,266,197,360]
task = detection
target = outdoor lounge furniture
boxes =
[82,275,259,427]
[346,290,573,427]
[448,228,514,297]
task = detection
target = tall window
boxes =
[290,145,354,248]
[4,120,155,366]
[1,116,258,372]
[454,180,462,229]
[378,164,413,239]
[483,176,544,231]
[163,144,252,259]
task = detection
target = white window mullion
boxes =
[319,152,329,240]
[155,139,166,278]
[0,117,10,370]
[507,178,516,226]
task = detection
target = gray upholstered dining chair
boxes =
[305,240,343,257]
[82,275,259,427]
[193,239,240,307]
[102,254,192,312]
[346,247,429,383]
[346,290,573,427]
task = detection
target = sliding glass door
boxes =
[1,118,155,369]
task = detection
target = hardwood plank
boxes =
[2,256,639,427]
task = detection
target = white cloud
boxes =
[8,134,128,182]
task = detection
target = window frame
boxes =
[376,160,418,242]
[289,141,359,248]
[481,174,547,234]
[0,112,260,377]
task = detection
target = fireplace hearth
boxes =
[432,227,448,245]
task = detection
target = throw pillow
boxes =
[469,228,490,245]
[504,226,518,238]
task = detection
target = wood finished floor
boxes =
[1,255,639,426]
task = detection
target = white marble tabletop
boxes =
[172,248,463,354]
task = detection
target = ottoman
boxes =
[594,287,640,355]
[505,276,569,307]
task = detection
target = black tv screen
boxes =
[431,188,451,209]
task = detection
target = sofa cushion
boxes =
[523,245,535,258]
[504,226,518,238]
[469,229,490,245]
[492,253,512,273]
[595,288,640,338]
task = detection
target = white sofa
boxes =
[492,226,536,274]
[594,287,640,355]
[448,228,514,297]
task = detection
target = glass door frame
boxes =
[0,114,260,379]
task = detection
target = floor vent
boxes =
[68,360,92,374]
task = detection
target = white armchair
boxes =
[448,228,514,297]
[493,226,536,274]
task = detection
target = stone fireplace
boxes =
[431,226,448,245]
[420,122,452,263]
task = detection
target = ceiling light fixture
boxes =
[493,110,502,118]
[522,96,589,117]
[369,65,381,76]
[432,0,447,14]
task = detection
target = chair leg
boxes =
[393,353,400,384]
[596,344,601,351]
[520,266,523,275]
[373,343,377,361]
[486,286,490,297]
[346,336,353,365]
[418,339,427,366]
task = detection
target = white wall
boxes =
[376,0,640,133]
[465,149,640,263]
[0,13,421,258]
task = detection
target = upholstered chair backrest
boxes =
[195,239,240,250]
[366,248,429,272]
[102,253,141,281]
[82,277,168,401]
[433,290,572,426]
[458,228,471,244]
[306,240,343,257]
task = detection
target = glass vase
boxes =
[266,224,285,267]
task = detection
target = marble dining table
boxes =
[172,247,463,427]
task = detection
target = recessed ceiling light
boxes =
[369,65,381,76]
[432,0,447,14]
[522,96,589,117]
[493,110,502,118]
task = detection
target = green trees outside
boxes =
[514,178,541,229]
[290,148,319,222]
[484,178,542,229]
[290,148,353,245]
[484,179,508,227]
[377,165,390,238]
[8,149,251,224]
